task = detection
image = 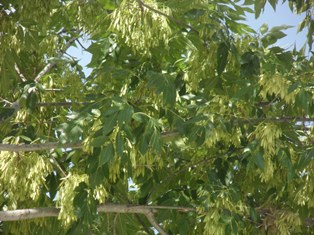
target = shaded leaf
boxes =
[99,142,114,167]
[217,42,229,76]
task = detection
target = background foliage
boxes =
[1,0,314,234]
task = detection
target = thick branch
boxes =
[0,142,82,152]
[34,36,77,83]
[0,208,60,221]
[0,204,194,221]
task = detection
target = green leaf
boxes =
[260,24,268,35]
[139,134,150,155]
[262,32,286,47]
[217,42,229,76]
[231,218,238,234]
[99,142,114,167]
[253,152,265,170]
[225,224,232,235]
[0,107,16,122]
[270,25,293,32]
[103,106,120,117]
[241,51,260,77]
[147,71,176,106]
[115,132,124,157]
[102,113,118,136]
[268,0,278,10]
[91,135,108,147]
[118,104,134,126]
[69,125,83,142]
[297,149,314,170]
[132,112,147,123]
[151,130,162,152]
[254,0,266,18]
[19,135,32,142]
[295,89,311,113]
[249,207,258,222]
[261,25,292,47]
[73,182,89,219]
[26,90,38,111]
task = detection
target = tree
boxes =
[0,0,314,234]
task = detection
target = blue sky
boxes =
[245,1,307,49]
[68,1,308,76]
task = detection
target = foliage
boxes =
[1,0,314,234]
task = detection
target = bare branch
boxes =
[50,157,67,177]
[37,101,92,107]
[34,36,77,83]
[145,211,168,235]
[0,204,195,221]
[0,97,13,105]
[0,142,82,152]
[44,88,63,92]
[14,63,27,82]
[0,208,60,221]
[242,116,314,124]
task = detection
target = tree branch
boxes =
[0,204,195,233]
[242,116,314,124]
[44,88,63,92]
[0,205,185,233]
[14,63,27,82]
[0,142,82,152]
[37,101,92,107]
[76,39,88,51]
[145,211,168,235]
[0,208,60,221]
[0,131,180,152]
[34,36,77,83]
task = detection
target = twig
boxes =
[37,101,92,107]
[113,214,118,235]
[44,88,63,92]
[76,39,88,51]
[50,157,67,177]
[34,36,77,83]
[0,97,13,105]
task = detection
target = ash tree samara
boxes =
[1,0,314,234]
